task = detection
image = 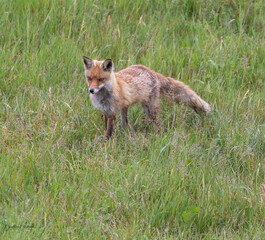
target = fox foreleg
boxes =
[121,108,128,128]
[106,115,116,139]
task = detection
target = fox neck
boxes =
[104,71,116,93]
[90,72,117,116]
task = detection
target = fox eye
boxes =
[98,78,104,82]
[87,77,92,81]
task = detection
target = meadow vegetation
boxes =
[1,0,265,239]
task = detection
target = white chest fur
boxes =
[90,88,116,116]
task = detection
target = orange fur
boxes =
[82,57,211,138]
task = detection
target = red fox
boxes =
[82,56,211,139]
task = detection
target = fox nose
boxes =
[89,89,94,94]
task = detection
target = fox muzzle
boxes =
[89,83,105,94]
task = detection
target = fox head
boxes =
[82,56,114,94]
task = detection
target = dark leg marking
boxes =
[106,115,116,139]
[121,108,128,128]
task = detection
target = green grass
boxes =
[1,0,265,239]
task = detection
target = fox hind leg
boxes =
[142,103,150,118]
[142,99,161,132]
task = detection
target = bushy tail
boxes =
[159,76,211,114]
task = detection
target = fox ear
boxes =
[83,56,93,70]
[102,59,114,72]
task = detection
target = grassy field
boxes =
[1,0,265,239]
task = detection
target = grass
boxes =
[0,0,265,239]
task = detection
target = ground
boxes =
[0,0,265,239]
